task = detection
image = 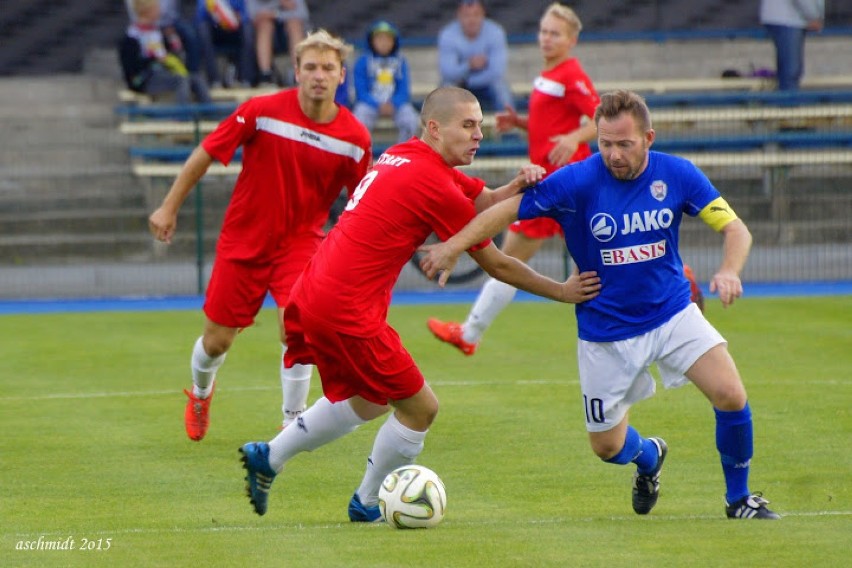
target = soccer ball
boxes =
[378,465,447,529]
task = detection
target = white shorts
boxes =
[577,303,726,433]
[247,0,309,21]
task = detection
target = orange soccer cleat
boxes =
[183,384,215,441]
[427,318,478,356]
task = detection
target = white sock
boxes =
[463,278,518,344]
[356,413,427,507]
[191,336,225,398]
[281,344,312,424]
[267,397,366,472]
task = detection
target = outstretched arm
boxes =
[420,194,600,301]
[419,195,521,286]
[148,145,214,243]
[473,164,545,212]
[470,245,600,303]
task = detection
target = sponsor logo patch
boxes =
[600,240,667,265]
[590,213,618,242]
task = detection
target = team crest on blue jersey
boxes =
[590,213,618,242]
[650,180,668,201]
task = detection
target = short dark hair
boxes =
[420,86,479,127]
[594,89,653,132]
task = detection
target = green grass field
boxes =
[1,297,850,567]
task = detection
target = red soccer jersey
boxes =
[527,58,600,173]
[290,138,489,335]
[201,88,371,261]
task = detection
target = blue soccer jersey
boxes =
[518,151,720,341]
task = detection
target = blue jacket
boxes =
[353,21,413,110]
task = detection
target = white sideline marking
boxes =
[8,510,851,539]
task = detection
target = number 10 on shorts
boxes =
[584,395,605,424]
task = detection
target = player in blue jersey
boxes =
[419,89,779,520]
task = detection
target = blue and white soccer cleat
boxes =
[239,442,277,516]
[348,491,383,523]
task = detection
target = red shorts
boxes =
[204,235,322,328]
[283,303,425,405]
[509,217,563,240]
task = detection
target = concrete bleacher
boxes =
[2,0,850,77]
[5,26,852,281]
[111,28,852,103]
[113,27,852,213]
[113,27,852,168]
[117,84,852,253]
[0,0,850,297]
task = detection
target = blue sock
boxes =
[604,426,658,473]
[715,403,753,504]
[633,436,661,474]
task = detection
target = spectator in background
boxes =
[120,0,211,103]
[196,0,255,88]
[124,0,211,101]
[352,20,420,143]
[249,0,310,87]
[437,0,513,111]
[760,0,824,91]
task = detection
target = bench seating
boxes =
[119,83,852,224]
[116,89,852,154]
[118,74,852,106]
[131,148,852,178]
[118,103,852,139]
[119,115,499,137]
[128,128,852,169]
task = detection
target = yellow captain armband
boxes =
[698,197,738,232]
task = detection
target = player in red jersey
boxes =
[237,86,602,519]
[428,4,599,354]
[148,30,372,441]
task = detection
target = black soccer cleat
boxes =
[632,437,667,515]
[726,493,781,520]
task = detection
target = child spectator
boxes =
[196,0,255,88]
[352,21,420,143]
[123,0,211,101]
[120,0,211,103]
